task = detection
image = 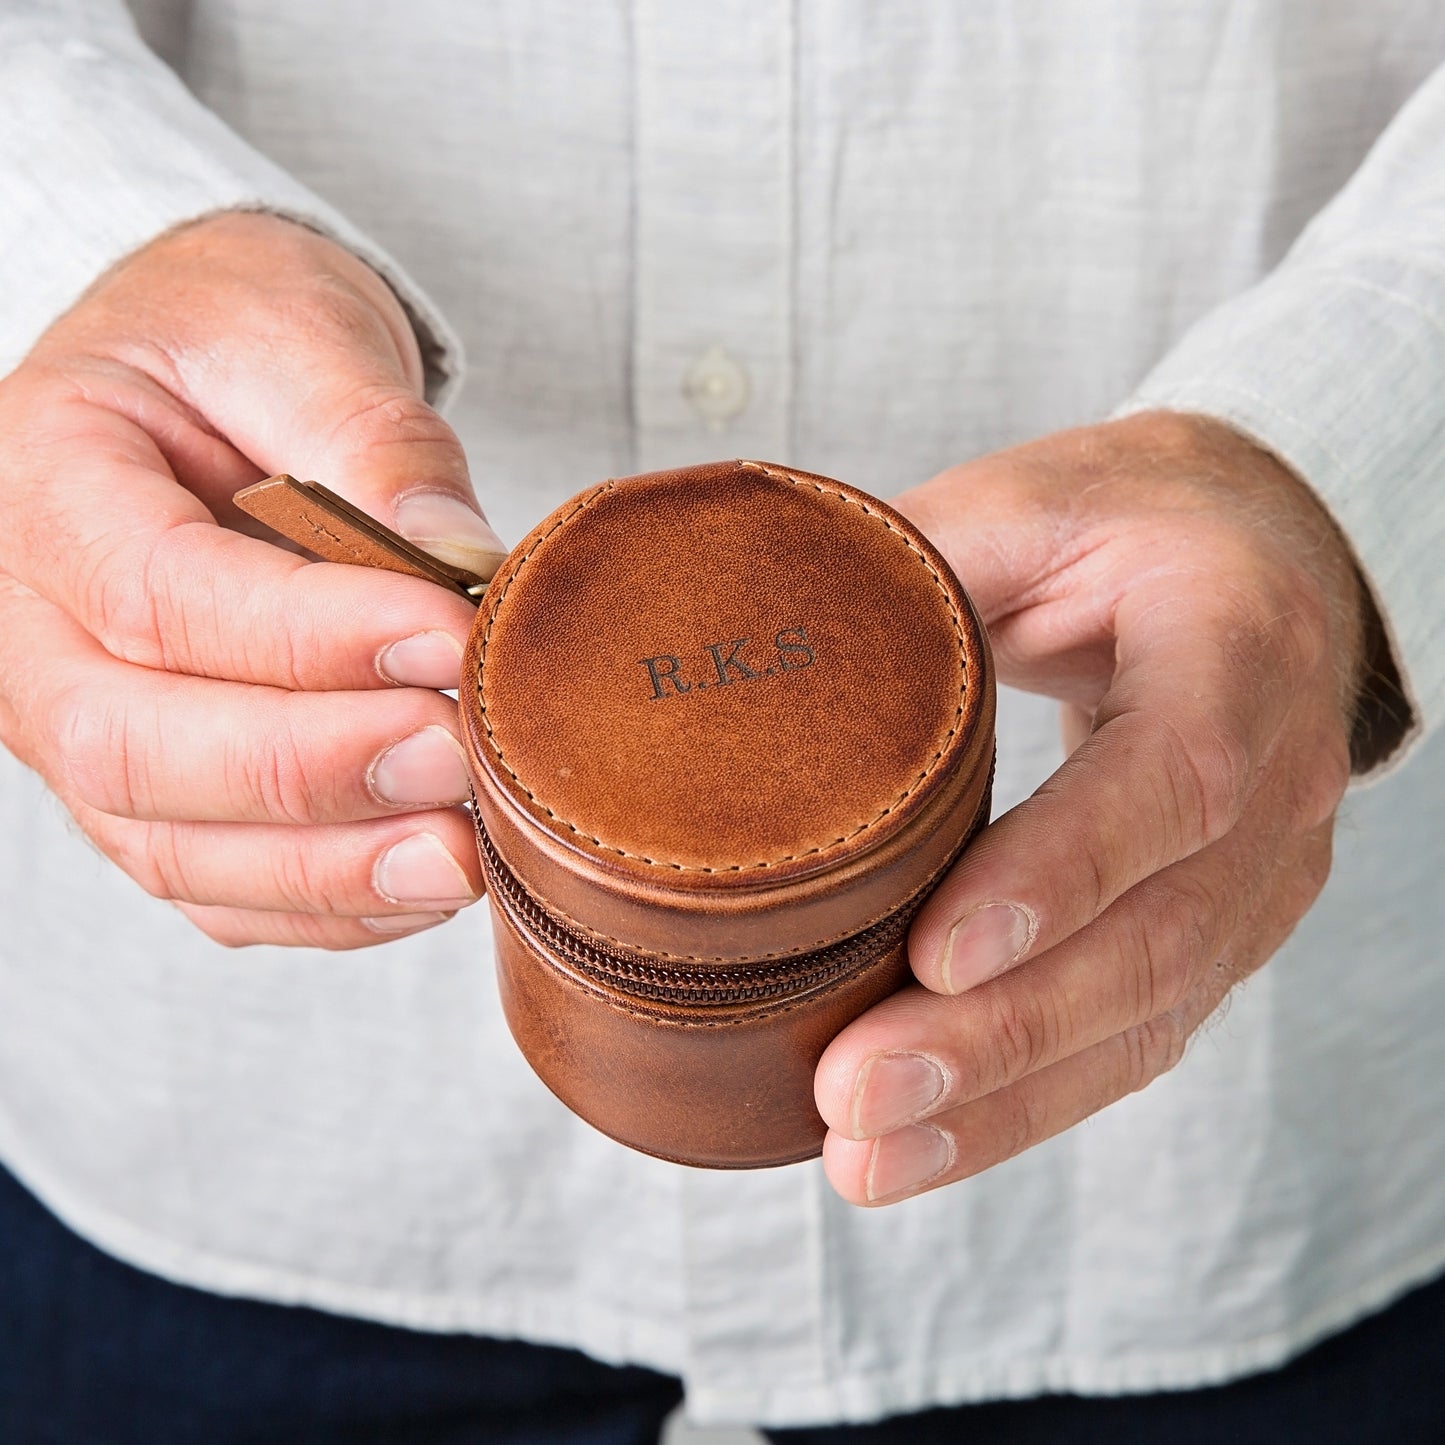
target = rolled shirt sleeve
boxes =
[1118,63,1445,774]
[0,0,463,404]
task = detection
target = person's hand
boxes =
[0,211,507,948]
[815,412,1367,1203]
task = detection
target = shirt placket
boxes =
[631,0,795,471]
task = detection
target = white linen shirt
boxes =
[1,0,1443,1428]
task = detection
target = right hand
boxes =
[0,211,507,948]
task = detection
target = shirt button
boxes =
[683,346,751,429]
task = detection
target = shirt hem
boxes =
[685,1240,1445,1425]
[5,1129,1443,1429]
[0,1135,681,1377]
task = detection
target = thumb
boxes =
[234,313,507,581]
[120,212,509,580]
[286,377,509,581]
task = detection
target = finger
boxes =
[174,900,457,951]
[823,832,1331,1205]
[3,210,502,682]
[75,802,482,916]
[0,584,470,826]
[204,356,506,577]
[823,989,1199,1206]
[818,764,1332,1140]
[58,674,470,827]
[0,375,477,692]
[906,582,1350,995]
[61,214,508,576]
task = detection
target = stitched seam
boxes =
[476,462,970,872]
[485,755,993,963]
[506,767,994,1024]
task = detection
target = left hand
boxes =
[0,212,502,949]
[814,411,1367,1204]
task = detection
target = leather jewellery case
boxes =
[237,459,995,1168]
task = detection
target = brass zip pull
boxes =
[233,475,493,599]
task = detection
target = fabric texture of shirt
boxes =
[0,0,1442,1428]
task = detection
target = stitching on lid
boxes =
[476,461,970,872]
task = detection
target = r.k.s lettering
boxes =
[639,627,815,701]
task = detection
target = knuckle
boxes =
[108,823,179,901]
[997,1080,1051,1163]
[242,604,308,693]
[268,838,347,915]
[328,382,459,455]
[74,531,167,668]
[1211,539,1333,687]
[1222,583,1325,686]
[45,679,141,817]
[1139,875,1217,1016]
[298,271,378,338]
[246,272,365,357]
[187,908,257,950]
[239,719,318,824]
[294,261,410,352]
[950,1023,1000,1101]
[1080,836,1111,921]
[132,525,219,673]
[1155,710,1250,850]
[1035,772,1112,920]
[203,926,257,950]
[1120,1010,1189,1094]
[985,986,1067,1086]
[74,521,218,676]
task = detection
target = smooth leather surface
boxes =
[489,890,915,1169]
[460,460,995,1167]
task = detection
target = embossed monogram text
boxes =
[639,627,815,701]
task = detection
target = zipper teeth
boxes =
[477,822,922,1006]
[476,753,993,1008]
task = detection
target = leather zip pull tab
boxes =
[233,475,493,599]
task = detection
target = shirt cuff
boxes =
[1116,252,1445,777]
[0,7,463,407]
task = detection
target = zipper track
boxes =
[475,770,992,1008]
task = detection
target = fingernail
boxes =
[377,630,463,689]
[865,1125,954,1203]
[940,902,1037,993]
[394,491,508,577]
[369,726,470,806]
[851,1052,948,1139]
[374,832,477,909]
[362,911,451,935]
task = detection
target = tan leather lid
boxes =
[462,460,993,959]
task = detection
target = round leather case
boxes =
[460,459,995,1168]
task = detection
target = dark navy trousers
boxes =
[2,1162,1441,1444]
